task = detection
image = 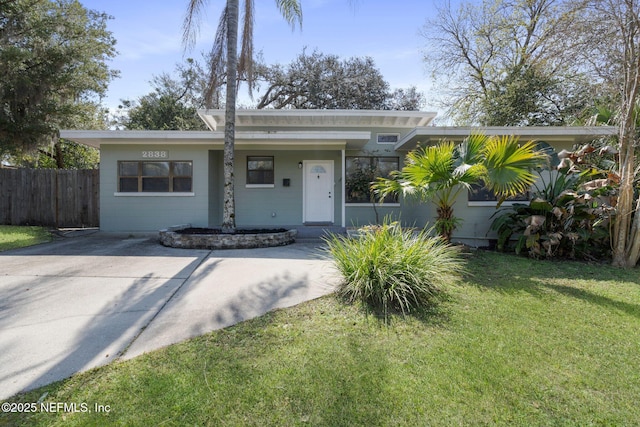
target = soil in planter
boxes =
[176,227,288,235]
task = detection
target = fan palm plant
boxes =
[373,134,547,242]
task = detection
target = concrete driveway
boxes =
[0,232,338,400]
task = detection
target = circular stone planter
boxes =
[159,224,297,249]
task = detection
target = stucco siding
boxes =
[100,144,209,231]
[71,109,604,238]
[233,150,343,227]
[452,192,504,246]
[208,151,224,227]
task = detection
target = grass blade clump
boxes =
[324,219,464,318]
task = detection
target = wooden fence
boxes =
[0,168,99,228]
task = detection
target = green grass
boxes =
[0,225,51,251]
[2,251,640,426]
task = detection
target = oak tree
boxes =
[0,0,117,163]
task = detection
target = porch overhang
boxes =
[395,126,619,151]
[198,109,437,130]
[60,130,372,150]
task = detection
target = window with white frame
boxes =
[118,161,192,192]
[345,156,399,203]
[246,156,274,185]
[468,181,529,203]
[377,133,399,144]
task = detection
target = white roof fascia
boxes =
[60,130,220,148]
[198,110,220,131]
[395,126,619,151]
[60,130,371,150]
[198,109,437,129]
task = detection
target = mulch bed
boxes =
[176,227,288,235]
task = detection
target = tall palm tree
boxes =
[373,134,548,242]
[183,0,302,233]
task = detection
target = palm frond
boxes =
[404,142,455,186]
[203,5,229,107]
[275,0,303,29]
[483,136,547,197]
[182,0,209,49]
[456,133,486,165]
[238,0,255,95]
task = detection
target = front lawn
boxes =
[0,225,51,251]
[2,251,640,426]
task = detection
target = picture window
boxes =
[468,181,529,202]
[345,156,399,203]
[118,161,192,192]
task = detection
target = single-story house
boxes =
[61,109,617,245]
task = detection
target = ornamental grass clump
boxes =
[324,220,464,318]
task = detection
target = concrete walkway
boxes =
[0,233,338,400]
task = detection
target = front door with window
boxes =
[303,160,334,223]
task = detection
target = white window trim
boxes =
[245,184,275,189]
[115,192,195,197]
[376,133,400,144]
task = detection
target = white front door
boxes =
[303,160,334,223]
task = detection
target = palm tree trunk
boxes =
[221,0,238,234]
[436,204,455,243]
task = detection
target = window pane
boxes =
[346,157,375,203]
[468,182,529,202]
[248,157,273,171]
[376,158,399,202]
[346,157,399,203]
[468,184,497,201]
[247,156,274,184]
[173,177,192,192]
[377,134,399,143]
[142,177,169,192]
[173,161,192,176]
[375,157,399,178]
[119,177,138,192]
[248,170,274,185]
[142,162,170,176]
[119,162,138,176]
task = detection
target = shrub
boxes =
[490,171,612,260]
[323,220,464,318]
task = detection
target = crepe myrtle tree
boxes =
[373,134,548,242]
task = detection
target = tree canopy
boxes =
[0,0,118,160]
[422,0,599,125]
[116,60,209,131]
[255,50,425,110]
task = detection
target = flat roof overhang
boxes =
[396,126,619,151]
[60,130,372,150]
[198,109,437,130]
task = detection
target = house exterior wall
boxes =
[101,145,346,231]
[452,191,502,246]
[233,149,343,227]
[208,150,224,227]
[342,126,439,230]
[100,144,210,231]
[448,169,558,246]
[87,117,602,241]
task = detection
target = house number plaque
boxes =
[141,150,168,159]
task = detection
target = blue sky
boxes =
[80,0,440,112]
